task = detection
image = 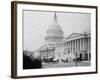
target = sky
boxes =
[23,10,91,51]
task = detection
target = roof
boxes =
[63,32,91,42]
[39,44,55,51]
[65,33,83,40]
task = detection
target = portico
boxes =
[63,33,91,61]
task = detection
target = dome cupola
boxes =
[45,12,63,44]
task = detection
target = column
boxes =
[75,39,78,60]
[77,39,79,53]
[90,38,91,60]
[78,39,80,51]
[80,38,82,51]
[75,40,76,53]
[71,41,72,52]
[78,39,80,57]
[83,37,84,50]
[86,38,87,52]
[79,39,80,51]
[88,38,90,60]
[70,41,72,53]
[74,40,75,53]
[69,41,71,53]
[87,38,89,60]
[72,40,73,54]
[69,41,70,53]
[73,40,74,53]
[83,37,85,60]
[68,41,69,52]
[85,38,87,51]
[80,38,82,60]
[76,40,77,52]
[76,39,77,52]
[76,39,78,54]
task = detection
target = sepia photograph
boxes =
[11,1,97,78]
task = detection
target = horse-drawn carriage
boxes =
[42,57,59,63]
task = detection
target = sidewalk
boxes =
[42,61,91,68]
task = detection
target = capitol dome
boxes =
[45,12,63,44]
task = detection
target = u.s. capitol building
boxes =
[28,12,91,62]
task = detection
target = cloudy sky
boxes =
[23,10,91,51]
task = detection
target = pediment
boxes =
[66,33,82,39]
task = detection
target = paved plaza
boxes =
[42,61,91,68]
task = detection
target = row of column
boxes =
[65,37,91,55]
